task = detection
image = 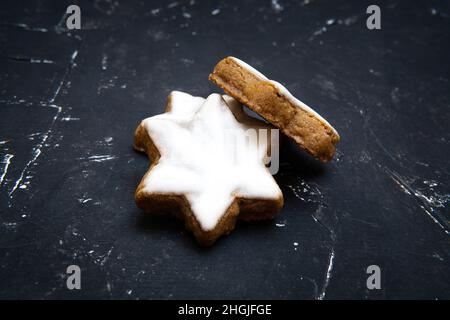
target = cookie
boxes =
[134,91,283,246]
[209,56,340,162]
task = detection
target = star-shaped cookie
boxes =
[209,56,340,162]
[134,91,283,245]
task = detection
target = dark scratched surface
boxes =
[0,0,449,299]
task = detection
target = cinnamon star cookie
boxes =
[133,91,283,246]
[209,56,340,162]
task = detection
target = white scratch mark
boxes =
[0,154,14,185]
[81,155,118,162]
[9,105,62,199]
[78,198,92,204]
[318,249,335,300]
[50,49,78,104]
[385,168,449,234]
[61,116,80,121]
[30,58,54,64]
[4,22,48,32]
[288,180,322,202]
[71,50,79,61]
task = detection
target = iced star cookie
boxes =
[209,56,340,162]
[133,91,283,246]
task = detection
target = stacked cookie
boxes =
[134,57,340,245]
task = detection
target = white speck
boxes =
[343,15,358,26]
[182,12,191,19]
[369,68,382,77]
[147,29,169,41]
[309,26,327,41]
[275,223,286,227]
[167,2,179,9]
[22,214,27,218]
[180,58,194,66]
[271,0,284,13]
[101,54,108,70]
[430,8,438,15]
[150,8,160,15]
[105,137,113,143]
[432,252,444,261]
[416,161,430,167]
[19,184,27,189]
[326,18,336,25]
[2,222,17,228]
[126,289,133,295]
[211,8,220,15]
[423,180,438,188]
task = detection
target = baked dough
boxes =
[209,56,340,162]
[134,91,283,245]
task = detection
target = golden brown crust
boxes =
[133,96,284,246]
[209,57,340,162]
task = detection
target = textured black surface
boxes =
[0,0,449,299]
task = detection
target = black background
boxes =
[0,0,449,299]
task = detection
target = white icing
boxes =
[141,91,281,231]
[230,57,339,137]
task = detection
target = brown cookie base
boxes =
[133,100,284,246]
[209,57,340,162]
